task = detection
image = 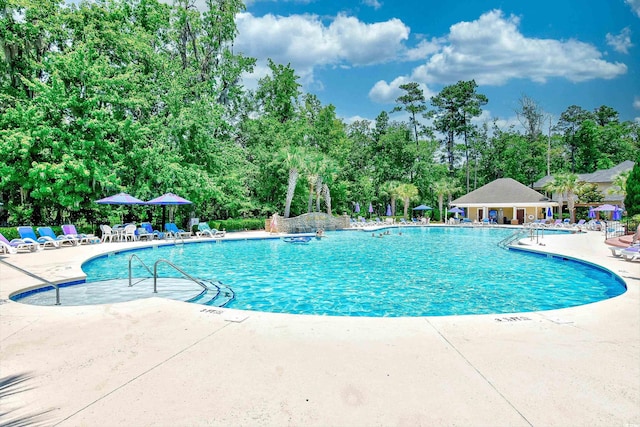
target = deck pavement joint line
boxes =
[423,318,534,427]
[0,314,42,342]
[52,320,235,426]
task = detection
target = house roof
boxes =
[532,161,635,189]
[451,178,551,206]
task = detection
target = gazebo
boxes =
[451,178,557,224]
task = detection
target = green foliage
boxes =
[625,158,640,216]
[217,218,265,231]
[0,1,637,230]
[576,183,604,203]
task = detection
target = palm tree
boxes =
[395,183,419,218]
[305,153,324,213]
[608,170,630,198]
[544,172,581,223]
[432,178,461,222]
[282,146,304,218]
[379,180,401,216]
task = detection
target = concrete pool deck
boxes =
[0,227,638,426]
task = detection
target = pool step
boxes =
[185,280,235,307]
[203,280,236,307]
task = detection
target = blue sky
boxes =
[228,0,640,127]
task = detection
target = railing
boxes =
[153,259,207,294]
[497,229,528,248]
[128,254,154,287]
[0,258,60,305]
[128,255,216,298]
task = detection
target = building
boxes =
[533,160,634,207]
[451,178,556,224]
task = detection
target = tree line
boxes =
[1,0,639,228]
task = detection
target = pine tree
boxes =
[624,157,640,217]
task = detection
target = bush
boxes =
[217,218,265,231]
[191,218,266,233]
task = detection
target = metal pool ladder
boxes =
[128,254,207,293]
[127,255,235,307]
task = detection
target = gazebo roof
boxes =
[452,178,551,206]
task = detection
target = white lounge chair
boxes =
[0,232,41,253]
[17,226,60,249]
[37,226,79,246]
[197,222,226,238]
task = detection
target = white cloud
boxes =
[626,0,640,17]
[633,96,640,109]
[368,76,435,104]
[362,0,382,10]
[235,12,409,85]
[606,27,633,54]
[405,38,443,61]
[409,10,627,86]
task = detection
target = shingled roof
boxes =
[533,160,635,189]
[452,178,551,205]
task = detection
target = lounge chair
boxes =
[61,224,99,244]
[165,222,191,238]
[607,246,624,257]
[620,246,640,262]
[135,225,154,241]
[197,222,226,238]
[37,226,79,246]
[140,222,165,240]
[17,226,60,249]
[0,232,41,253]
[573,219,586,230]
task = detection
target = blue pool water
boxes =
[15,227,626,316]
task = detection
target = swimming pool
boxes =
[13,227,626,316]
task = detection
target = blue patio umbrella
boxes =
[146,192,193,228]
[412,205,433,211]
[354,202,360,213]
[613,206,622,221]
[593,204,617,212]
[95,192,145,205]
[547,206,553,218]
[449,207,464,214]
[588,206,596,219]
[386,204,392,216]
[95,192,146,223]
[146,193,192,205]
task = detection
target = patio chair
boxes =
[37,226,79,246]
[62,224,99,244]
[17,226,60,249]
[122,224,138,241]
[165,222,191,238]
[197,222,226,238]
[140,222,165,240]
[99,224,116,243]
[0,232,41,253]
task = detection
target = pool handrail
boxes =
[153,259,207,294]
[1,258,60,305]
[128,254,154,287]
